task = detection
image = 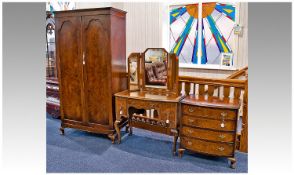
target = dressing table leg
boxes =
[171,129,178,156]
[128,120,133,136]
[125,124,129,133]
[114,120,121,144]
[59,127,64,135]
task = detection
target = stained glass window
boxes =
[170,2,236,66]
[47,1,75,13]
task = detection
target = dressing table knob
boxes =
[119,106,123,115]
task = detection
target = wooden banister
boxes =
[179,76,246,88]
[226,66,248,79]
[226,66,248,153]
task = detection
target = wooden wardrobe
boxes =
[55,8,127,142]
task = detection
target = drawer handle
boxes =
[219,134,226,139]
[187,129,193,134]
[221,112,227,117]
[119,106,123,115]
[188,119,195,123]
[217,147,225,151]
[188,107,194,113]
[187,141,192,146]
[220,122,225,128]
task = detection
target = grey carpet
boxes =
[46,114,248,173]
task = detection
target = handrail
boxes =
[179,76,246,88]
[226,66,248,79]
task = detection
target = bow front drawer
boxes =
[182,104,237,120]
[181,137,234,157]
[182,115,236,132]
[181,126,235,143]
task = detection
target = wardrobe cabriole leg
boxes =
[108,133,116,144]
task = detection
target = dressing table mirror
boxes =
[142,48,179,96]
[128,53,141,91]
[143,48,168,88]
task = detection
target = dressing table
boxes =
[114,48,183,155]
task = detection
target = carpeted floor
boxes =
[46,114,248,173]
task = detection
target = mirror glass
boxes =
[144,48,168,88]
[128,54,140,91]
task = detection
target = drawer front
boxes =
[181,126,235,143]
[128,99,160,110]
[182,104,236,120]
[128,99,178,128]
[181,137,234,156]
[182,115,236,131]
[115,97,127,120]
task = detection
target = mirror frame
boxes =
[142,48,168,89]
[141,48,179,96]
[127,53,141,92]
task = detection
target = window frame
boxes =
[168,2,240,70]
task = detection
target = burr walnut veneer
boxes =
[55,8,127,142]
[178,95,240,168]
[114,90,184,155]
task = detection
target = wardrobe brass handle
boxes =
[82,52,85,65]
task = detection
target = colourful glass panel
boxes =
[169,2,236,65]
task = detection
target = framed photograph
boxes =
[220,52,233,67]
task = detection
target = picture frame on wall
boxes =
[220,52,234,67]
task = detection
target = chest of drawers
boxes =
[178,95,240,168]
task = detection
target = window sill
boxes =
[179,63,237,71]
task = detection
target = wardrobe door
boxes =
[56,17,84,122]
[82,15,112,126]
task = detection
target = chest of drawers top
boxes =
[181,95,240,110]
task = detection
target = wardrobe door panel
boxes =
[83,15,112,125]
[57,17,83,122]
